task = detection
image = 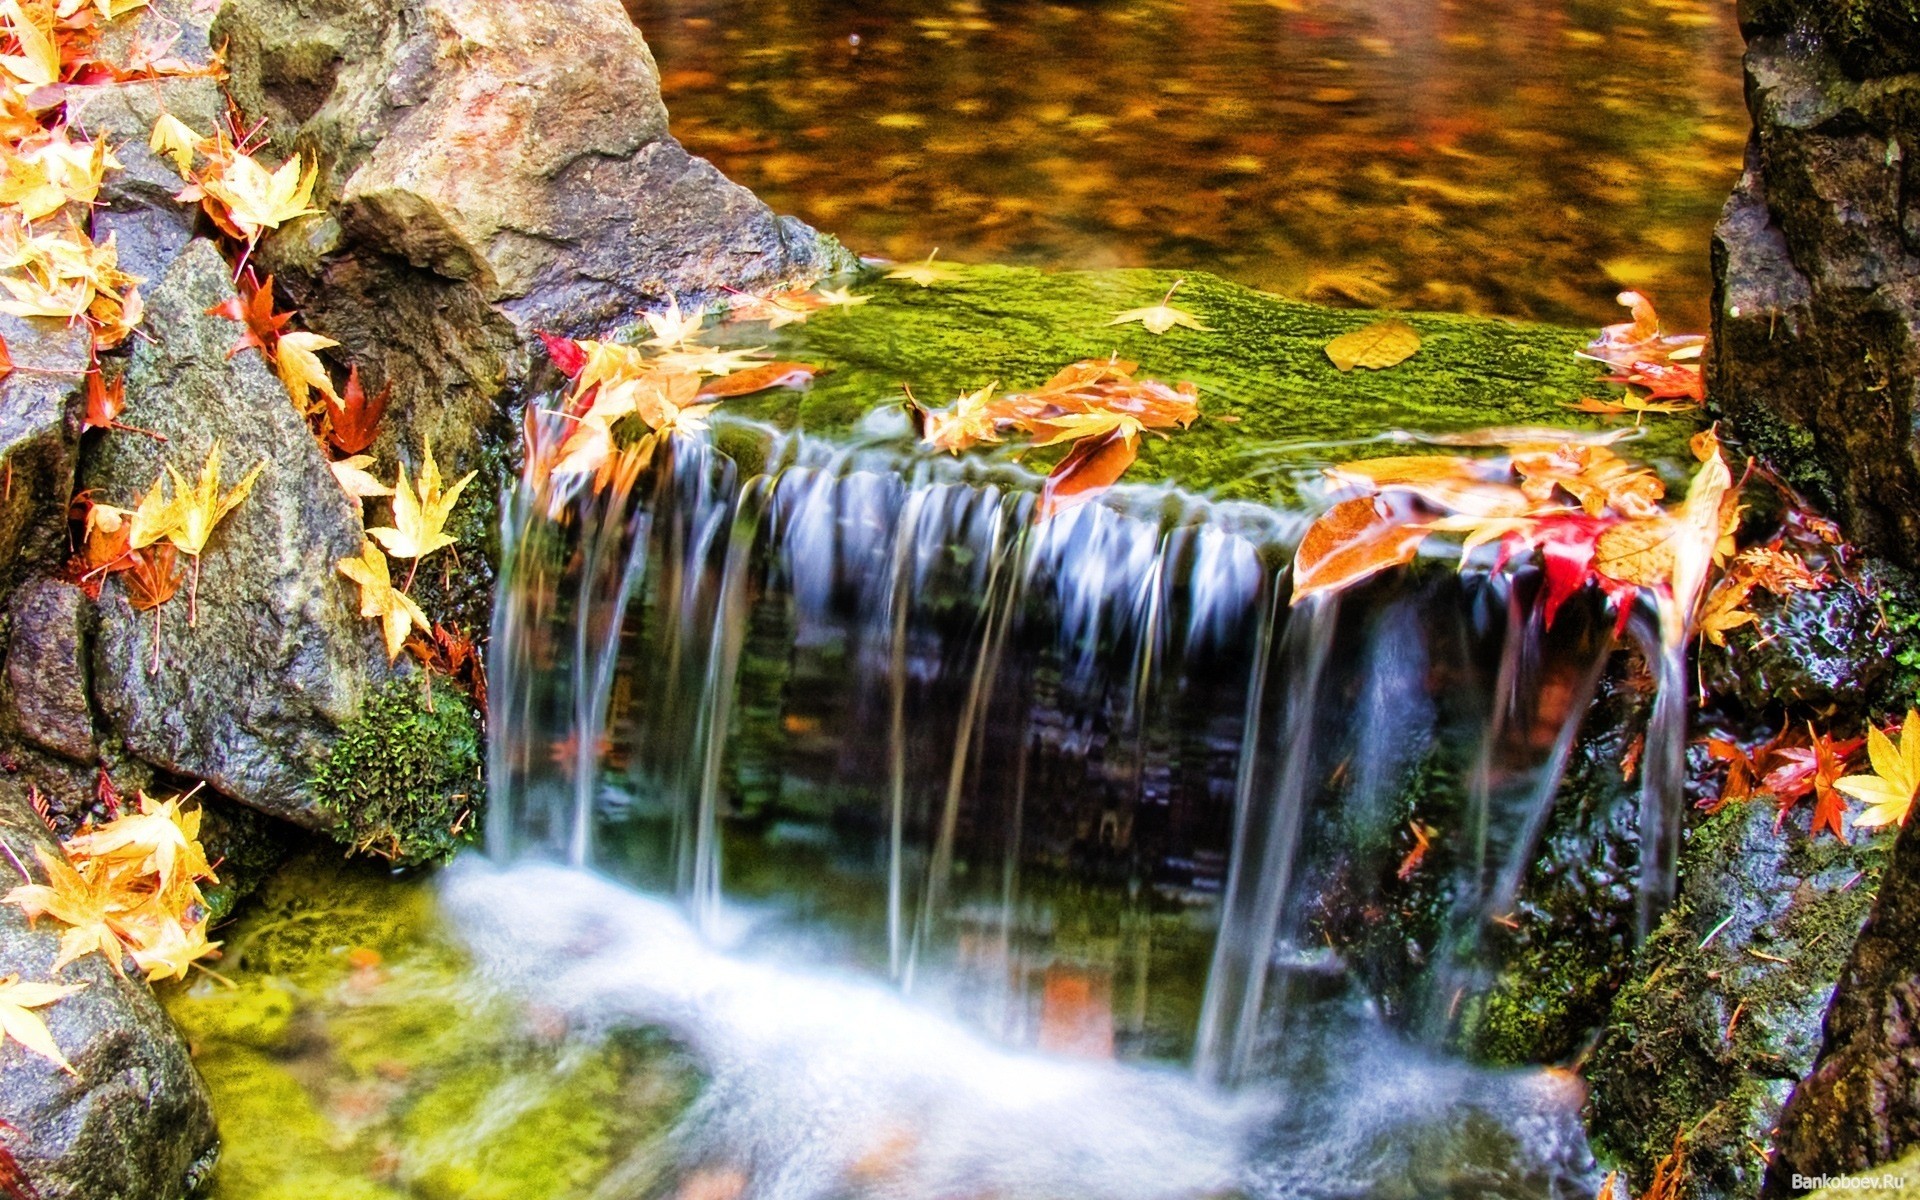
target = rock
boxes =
[206,0,855,627]
[216,0,850,332]
[0,776,217,1200]
[84,239,389,829]
[1708,7,1920,567]
[64,74,225,286]
[4,580,95,764]
[1584,801,1890,1200]
[1765,808,1920,1195]
[0,316,88,597]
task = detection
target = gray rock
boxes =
[0,777,217,1200]
[65,75,225,287]
[1766,810,1920,1195]
[5,580,95,764]
[84,239,389,829]
[1708,10,1920,567]
[0,316,88,598]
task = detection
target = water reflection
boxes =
[628,0,1746,329]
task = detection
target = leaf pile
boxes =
[905,356,1200,518]
[6,791,219,984]
[1292,428,1740,647]
[1703,708,1920,840]
[1570,291,1705,413]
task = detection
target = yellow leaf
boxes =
[0,0,60,91]
[366,439,475,560]
[0,973,85,1075]
[148,112,201,178]
[1325,319,1421,371]
[815,286,870,308]
[329,454,392,501]
[163,441,265,557]
[885,249,962,287]
[199,150,321,243]
[336,540,428,660]
[1025,409,1143,449]
[0,128,118,221]
[1292,496,1430,605]
[274,330,339,412]
[127,471,180,549]
[650,346,767,377]
[1837,710,1920,829]
[5,847,126,976]
[63,792,214,894]
[640,296,706,349]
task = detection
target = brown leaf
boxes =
[1291,496,1429,604]
[1037,427,1138,519]
[122,545,182,610]
[324,364,390,456]
[692,360,823,400]
[1325,319,1420,372]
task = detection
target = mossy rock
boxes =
[1584,802,1893,1200]
[688,263,1701,504]
[310,677,482,864]
[163,851,698,1200]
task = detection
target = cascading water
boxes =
[456,411,1693,1199]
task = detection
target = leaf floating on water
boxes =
[1324,319,1421,371]
[1290,496,1429,604]
[1037,426,1139,519]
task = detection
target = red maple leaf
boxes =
[207,272,295,360]
[324,364,391,456]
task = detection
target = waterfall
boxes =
[485,425,1688,1068]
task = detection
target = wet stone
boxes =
[5,579,95,764]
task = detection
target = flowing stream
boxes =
[444,421,1696,1199]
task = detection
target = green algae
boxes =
[698,264,1701,506]
[162,851,697,1200]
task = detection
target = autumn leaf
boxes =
[1037,425,1140,519]
[0,1119,38,1200]
[0,975,84,1076]
[336,540,427,661]
[693,360,822,400]
[1396,821,1435,881]
[1699,738,1758,814]
[194,148,321,244]
[640,296,706,349]
[324,364,390,455]
[81,368,121,432]
[119,905,216,983]
[63,792,213,894]
[1291,496,1429,605]
[1578,290,1706,372]
[0,0,60,92]
[729,287,828,329]
[147,111,200,176]
[1836,710,1920,830]
[1108,280,1208,336]
[273,330,339,412]
[163,441,264,557]
[885,249,962,287]
[0,127,117,221]
[6,847,126,976]
[207,271,294,360]
[367,439,474,561]
[1325,319,1421,371]
[654,345,769,377]
[1602,361,1704,403]
[328,454,391,503]
[121,544,181,610]
[538,330,586,378]
[815,285,869,308]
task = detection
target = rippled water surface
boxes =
[629,0,1747,330]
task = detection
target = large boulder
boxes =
[1708,0,1920,566]
[207,0,854,630]
[0,777,217,1200]
[83,239,389,829]
[1765,810,1920,1195]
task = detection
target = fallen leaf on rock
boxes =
[273,330,339,412]
[1325,319,1420,371]
[0,975,83,1076]
[368,439,474,562]
[1837,709,1920,829]
[324,364,389,456]
[641,296,706,349]
[885,249,962,287]
[337,541,428,661]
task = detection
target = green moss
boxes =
[162,851,698,1200]
[311,677,482,864]
[690,264,1699,505]
[1586,803,1892,1198]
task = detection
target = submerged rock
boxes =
[0,777,216,1200]
[84,239,390,829]
[1709,2,1920,566]
[1766,809,1920,1194]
